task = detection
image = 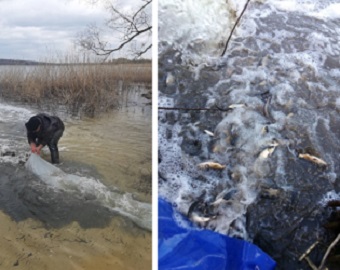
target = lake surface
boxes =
[0,84,151,269]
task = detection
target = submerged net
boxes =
[25,154,151,231]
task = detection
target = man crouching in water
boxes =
[25,113,65,164]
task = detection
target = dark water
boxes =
[159,1,340,269]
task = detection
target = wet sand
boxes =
[0,211,151,270]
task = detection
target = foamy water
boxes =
[159,0,246,66]
[0,99,151,231]
[159,0,340,240]
[25,154,151,231]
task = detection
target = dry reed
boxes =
[0,62,151,116]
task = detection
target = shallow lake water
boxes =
[0,86,151,269]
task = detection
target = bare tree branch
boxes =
[221,0,251,57]
[77,0,152,59]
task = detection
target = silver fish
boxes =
[204,130,214,137]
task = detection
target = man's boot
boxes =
[50,150,59,164]
[49,144,60,164]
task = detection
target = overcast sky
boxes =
[0,0,150,61]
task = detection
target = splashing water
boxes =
[159,0,249,66]
[25,153,151,231]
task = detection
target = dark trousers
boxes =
[47,129,64,164]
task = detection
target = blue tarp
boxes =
[159,198,276,270]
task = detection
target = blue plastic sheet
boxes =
[159,198,276,270]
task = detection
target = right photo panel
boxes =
[158,1,340,269]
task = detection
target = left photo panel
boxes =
[0,0,152,269]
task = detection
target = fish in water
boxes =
[214,102,247,111]
[210,189,239,206]
[166,72,175,86]
[198,161,226,170]
[260,187,281,199]
[298,153,327,167]
[261,125,269,135]
[204,130,214,137]
[187,200,216,227]
[259,147,276,159]
[258,140,279,159]
[229,103,247,109]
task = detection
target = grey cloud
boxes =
[0,0,108,60]
[0,0,151,60]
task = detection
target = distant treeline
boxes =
[0,58,151,66]
[0,59,40,65]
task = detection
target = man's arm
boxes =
[30,142,38,153]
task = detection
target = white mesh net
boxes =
[25,154,151,231]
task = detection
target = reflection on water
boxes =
[0,85,151,269]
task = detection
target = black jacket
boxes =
[27,113,65,146]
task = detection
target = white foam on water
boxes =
[25,154,151,231]
[159,0,249,65]
[0,140,29,164]
[0,103,34,123]
[269,0,340,18]
[159,0,340,66]
[158,102,284,237]
[316,3,340,19]
[319,190,340,206]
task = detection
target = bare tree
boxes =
[77,0,152,59]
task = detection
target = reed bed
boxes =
[0,62,151,116]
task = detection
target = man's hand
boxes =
[36,145,43,155]
[30,143,37,153]
[30,143,43,154]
